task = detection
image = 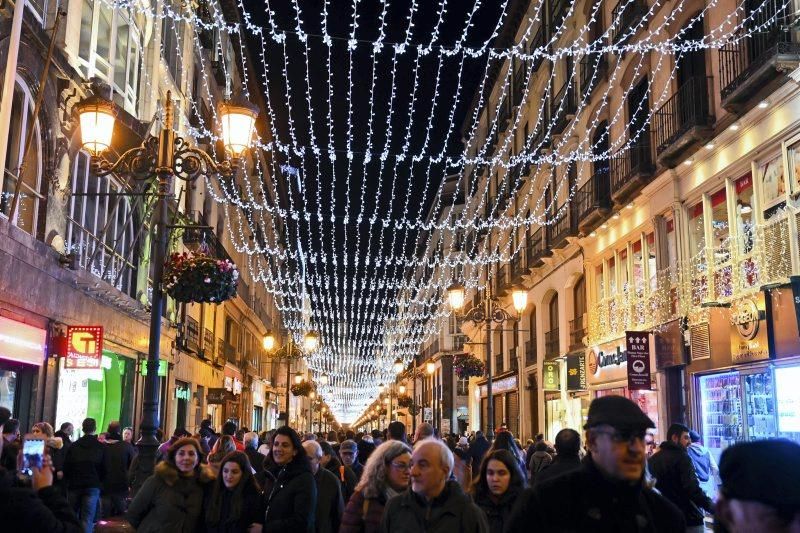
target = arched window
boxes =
[546,293,560,358]
[67,152,138,297]
[0,79,42,236]
[526,306,537,365]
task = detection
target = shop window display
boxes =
[0,369,17,412]
[595,387,659,437]
[710,188,732,299]
[759,153,785,216]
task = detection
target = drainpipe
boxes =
[0,0,25,186]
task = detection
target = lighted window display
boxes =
[759,154,785,216]
[632,240,645,294]
[790,141,800,195]
[595,265,604,300]
[688,202,705,258]
[775,365,800,442]
[734,174,755,255]
[619,248,629,291]
[646,232,657,292]
[0,369,17,413]
[595,387,659,437]
[711,188,732,298]
[608,256,616,294]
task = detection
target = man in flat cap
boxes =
[715,439,800,533]
[506,395,685,532]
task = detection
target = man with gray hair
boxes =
[243,431,264,473]
[303,439,344,533]
[380,438,488,532]
[413,422,434,444]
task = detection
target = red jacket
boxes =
[340,489,386,533]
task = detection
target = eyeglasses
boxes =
[593,428,647,444]
[388,461,411,471]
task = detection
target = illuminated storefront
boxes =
[0,316,47,423]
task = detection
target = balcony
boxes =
[610,138,654,204]
[550,81,577,134]
[182,214,233,263]
[545,328,560,358]
[495,264,509,296]
[525,339,537,366]
[569,315,587,351]
[654,76,715,167]
[610,0,649,45]
[523,108,553,175]
[510,347,519,373]
[575,168,612,234]
[526,227,550,269]
[494,353,504,374]
[580,53,608,98]
[720,23,800,112]
[511,252,526,282]
[223,341,237,364]
[512,61,527,108]
[546,203,578,249]
[549,0,569,35]
[498,95,512,132]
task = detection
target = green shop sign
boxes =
[543,361,560,391]
[139,359,168,377]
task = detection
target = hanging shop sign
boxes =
[730,295,769,364]
[542,361,560,391]
[478,375,518,397]
[208,387,233,404]
[233,377,243,395]
[654,319,686,369]
[626,331,651,390]
[566,354,587,391]
[66,326,103,369]
[139,359,168,377]
[423,407,433,422]
[0,316,46,366]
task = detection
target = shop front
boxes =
[251,379,266,432]
[55,341,138,439]
[223,368,243,427]
[478,373,519,437]
[588,335,661,439]
[0,315,47,427]
[542,357,590,441]
[687,292,797,463]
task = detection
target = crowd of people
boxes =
[1,395,799,532]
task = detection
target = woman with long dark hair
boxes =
[206,451,264,532]
[487,431,528,481]
[126,437,215,532]
[250,426,316,533]
[472,449,526,533]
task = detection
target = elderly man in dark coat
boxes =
[303,440,344,533]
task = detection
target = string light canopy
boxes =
[99,0,789,422]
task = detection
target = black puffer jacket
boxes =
[647,441,714,526]
[380,480,488,533]
[506,456,686,532]
[63,435,105,490]
[473,485,522,533]
[205,483,264,533]
[102,438,136,494]
[261,460,317,533]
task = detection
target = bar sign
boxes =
[626,331,651,390]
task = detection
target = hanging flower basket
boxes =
[163,252,239,304]
[290,380,313,397]
[397,394,414,408]
[453,354,485,379]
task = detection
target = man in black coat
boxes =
[338,440,364,481]
[533,428,582,486]
[63,418,105,532]
[244,431,265,473]
[101,421,135,518]
[647,423,714,531]
[507,395,685,532]
[468,430,490,471]
[303,440,344,533]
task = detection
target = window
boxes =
[759,154,785,215]
[710,188,730,263]
[646,232,657,292]
[632,240,644,294]
[0,79,41,236]
[67,152,138,297]
[688,201,705,257]
[619,248,629,291]
[607,256,617,294]
[161,0,185,87]
[734,174,754,254]
[595,264,605,300]
[77,0,141,115]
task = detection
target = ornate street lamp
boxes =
[303,331,320,352]
[262,331,276,352]
[76,89,257,479]
[447,273,527,440]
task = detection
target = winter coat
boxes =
[340,489,387,533]
[380,480,489,533]
[686,442,716,483]
[53,431,72,475]
[452,449,473,491]
[326,458,357,503]
[205,484,264,533]
[314,467,344,533]
[468,437,490,471]
[532,454,581,486]
[102,439,136,494]
[63,434,105,490]
[261,460,317,533]
[126,460,215,533]
[505,455,686,533]
[244,447,265,473]
[648,441,714,526]
[527,450,553,478]
[0,466,82,532]
[349,460,364,481]
[473,485,522,533]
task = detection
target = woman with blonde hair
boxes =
[340,440,412,533]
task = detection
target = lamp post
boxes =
[262,330,320,428]
[76,89,257,480]
[447,276,527,440]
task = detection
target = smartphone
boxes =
[20,434,45,474]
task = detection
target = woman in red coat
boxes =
[340,440,412,533]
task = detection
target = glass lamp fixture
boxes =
[398,385,406,394]
[511,286,528,314]
[393,357,404,374]
[294,375,303,385]
[76,94,115,155]
[218,94,258,157]
[303,331,319,352]
[309,391,316,400]
[319,374,329,385]
[426,361,435,374]
[447,284,466,311]
[262,332,276,352]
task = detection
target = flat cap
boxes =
[584,395,655,430]
[720,439,800,510]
